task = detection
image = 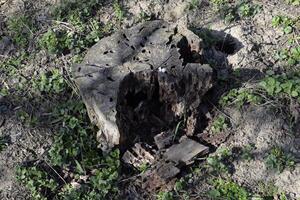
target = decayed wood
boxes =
[135,137,209,191]
[154,131,173,150]
[122,143,155,168]
[116,63,212,149]
[142,161,180,191]
[72,20,213,152]
[164,137,209,165]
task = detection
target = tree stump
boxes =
[72,20,213,152]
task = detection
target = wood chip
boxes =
[164,138,209,165]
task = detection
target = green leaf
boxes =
[291,90,298,97]
[283,26,293,34]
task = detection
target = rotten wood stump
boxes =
[73,20,213,152]
[73,19,215,193]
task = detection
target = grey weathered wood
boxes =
[122,143,155,168]
[154,131,173,150]
[164,137,209,165]
[142,161,180,191]
[72,20,213,152]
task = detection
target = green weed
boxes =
[286,0,300,5]
[32,69,66,95]
[265,147,295,173]
[7,15,35,48]
[259,73,300,99]
[0,88,9,97]
[210,0,260,23]
[157,191,174,200]
[208,178,249,200]
[240,144,255,161]
[206,147,232,174]
[113,1,124,22]
[219,88,261,108]
[275,46,300,66]
[0,52,28,76]
[16,166,58,200]
[39,0,112,55]
[272,15,298,34]
[16,110,38,127]
[211,116,228,133]
[16,98,120,199]
[188,0,200,10]
[257,181,289,200]
[138,162,150,173]
[39,29,64,54]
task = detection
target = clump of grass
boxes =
[265,147,295,173]
[113,1,125,22]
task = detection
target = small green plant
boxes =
[113,1,124,22]
[0,88,9,97]
[210,0,260,23]
[17,99,120,199]
[286,0,300,5]
[16,111,38,127]
[265,147,295,173]
[240,144,255,161]
[157,191,174,200]
[138,162,150,173]
[189,0,200,10]
[211,0,228,6]
[32,69,66,94]
[275,46,300,66]
[208,178,249,200]
[211,116,228,133]
[238,2,261,18]
[39,29,64,54]
[16,166,58,200]
[257,181,289,200]
[0,52,28,76]
[219,88,261,108]
[206,147,232,174]
[259,73,300,99]
[40,0,111,55]
[272,15,297,34]
[7,15,35,48]
[174,178,186,192]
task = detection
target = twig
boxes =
[44,160,67,185]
